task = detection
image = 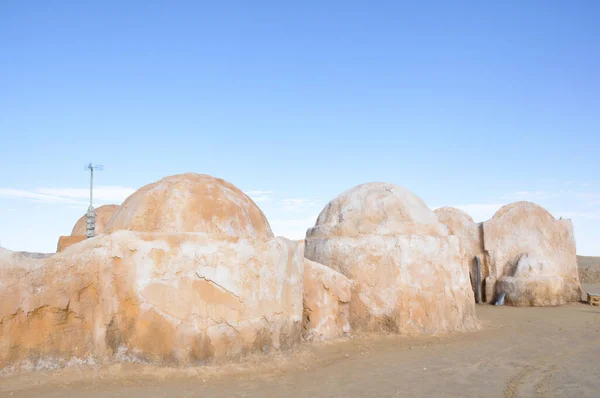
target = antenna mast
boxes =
[84,163,104,238]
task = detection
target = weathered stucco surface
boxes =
[307,182,447,239]
[71,204,121,236]
[0,173,303,372]
[106,173,273,240]
[302,258,351,342]
[4,170,582,377]
[56,235,87,252]
[483,201,581,306]
[496,253,568,306]
[0,233,303,371]
[434,207,488,301]
[305,183,478,335]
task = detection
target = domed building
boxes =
[483,201,581,306]
[1,173,304,370]
[308,183,447,238]
[56,204,121,252]
[106,173,273,239]
[435,202,581,306]
[305,183,478,335]
[71,204,120,236]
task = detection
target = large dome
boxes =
[71,204,120,236]
[307,182,447,238]
[106,173,273,240]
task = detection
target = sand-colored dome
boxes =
[434,207,479,243]
[484,201,580,306]
[71,204,120,236]
[491,201,556,223]
[304,183,476,334]
[307,182,447,238]
[434,206,475,227]
[106,173,273,240]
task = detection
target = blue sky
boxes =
[1,1,598,254]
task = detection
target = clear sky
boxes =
[1,1,598,254]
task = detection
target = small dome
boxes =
[71,204,120,236]
[491,201,556,222]
[434,207,476,235]
[307,182,447,238]
[435,207,474,224]
[106,173,273,240]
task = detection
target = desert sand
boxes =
[1,283,598,398]
[578,256,600,284]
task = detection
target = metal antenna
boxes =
[84,163,104,238]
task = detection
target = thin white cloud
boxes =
[250,196,271,203]
[270,215,319,240]
[67,205,89,210]
[37,186,135,202]
[0,188,89,205]
[283,198,322,211]
[244,190,273,203]
[503,191,555,200]
[0,186,135,206]
[574,192,600,201]
[245,190,273,195]
[554,211,599,220]
[503,189,600,204]
[2,186,276,205]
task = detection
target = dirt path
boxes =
[2,285,599,398]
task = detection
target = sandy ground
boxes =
[1,284,599,398]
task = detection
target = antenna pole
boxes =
[89,163,94,208]
[84,163,103,238]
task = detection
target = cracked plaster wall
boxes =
[0,230,304,372]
